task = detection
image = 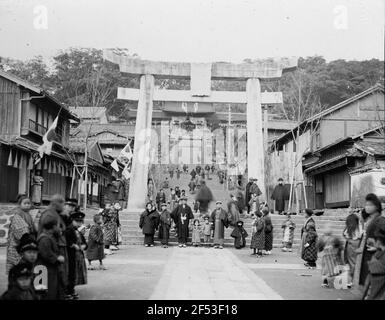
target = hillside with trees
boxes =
[0,49,383,122]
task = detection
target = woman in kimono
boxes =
[355,193,383,287]
[147,178,155,202]
[343,213,363,287]
[158,203,172,248]
[263,207,273,255]
[250,211,265,256]
[210,201,229,249]
[102,204,119,255]
[6,195,35,274]
[300,209,317,267]
[139,202,160,247]
[300,209,318,268]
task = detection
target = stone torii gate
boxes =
[104,49,297,212]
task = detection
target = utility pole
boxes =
[227,103,231,190]
[83,139,88,211]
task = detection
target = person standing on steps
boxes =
[158,203,172,248]
[171,196,194,248]
[210,200,229,249]
[271,178,288,214]
[245,178,262,213]
[195,180,214,216]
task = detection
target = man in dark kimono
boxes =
[171,196,194,247]
[271,178,288,214]
[210,201,229,249]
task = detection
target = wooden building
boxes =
[303,126,385,208]
[269,83,384,210]
[0,70,79,203]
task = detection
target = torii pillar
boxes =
[104,50,297,210]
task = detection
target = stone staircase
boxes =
[84,169,349,248]
[117,212,348,248]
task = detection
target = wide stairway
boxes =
[118,170,349,248]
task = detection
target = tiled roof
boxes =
[354,140,385,156]
[71,123,135,139]
[69,107,107,119]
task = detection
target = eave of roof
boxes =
[271,84,384,146]
[0,69,79,122]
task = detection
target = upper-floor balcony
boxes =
[28,119,63,144]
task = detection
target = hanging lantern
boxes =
[180,115,196,132]
[7,150,13,166]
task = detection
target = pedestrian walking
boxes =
[86,214,106,270]
[6,195,35,274]
[139,202,160,247]
[195,180,214,216]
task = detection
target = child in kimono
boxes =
[159,203,172,248]
[302,224,318,269]
[318,227,344,287]
[86,214,106,270]
[65,211,88,299]
[202,216,212,245]
[248,193,259,216]
[191,219,202,247]
[1,263,38,300]
[231,220,248,249]
[281,213,296,252]
[250,211,265,257]
[37,216,65,300]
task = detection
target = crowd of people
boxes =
[2,166,384,300]
[1,194,122,300]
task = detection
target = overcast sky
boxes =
[0,0,383,63]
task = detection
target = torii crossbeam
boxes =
[104,49,297,211]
